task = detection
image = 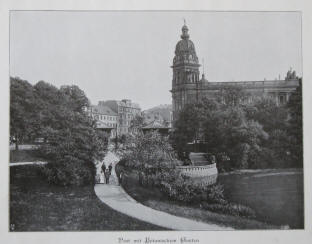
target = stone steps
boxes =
[189,152,209,166]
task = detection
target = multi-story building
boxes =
[170,23,300,121]
[88,105,118,138]
[99,99,141,135]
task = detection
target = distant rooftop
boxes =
[142,120,171,129]
[90,105,118,116]
[116,100,141,109]
[197,79,299,88]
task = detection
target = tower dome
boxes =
[173,23,199,65]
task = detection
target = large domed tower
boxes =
[171,22,201,121]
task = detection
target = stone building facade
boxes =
[171,23,300,121]
[88,105,118,138]
[99,99,141,135]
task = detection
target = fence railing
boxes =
[176,163,218,182]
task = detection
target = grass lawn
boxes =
[10,149,44,163]
[10,165,166,231]
[117,166,278,230]
[218,168,304,229]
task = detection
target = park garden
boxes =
[10,77,164,230]
[9,76,303,230]
[116,82,303,229]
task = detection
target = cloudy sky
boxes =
[10,11,302,110]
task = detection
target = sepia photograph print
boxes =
[9,11,304,232]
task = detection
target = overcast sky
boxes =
[10,11,302,110]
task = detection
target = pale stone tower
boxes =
[171,22,201,121]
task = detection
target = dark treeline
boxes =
[171,82,303,170]
[10,77,108,186]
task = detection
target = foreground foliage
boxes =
[10,77,108,186]
[119,130,256,218]
[10,165,165,231]
[118,167,277,229]
[119,131,180,180]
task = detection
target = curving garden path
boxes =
[94,151,233,231]
[10,151,233,230]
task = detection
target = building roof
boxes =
[142,120,171,129]
[90,105,118,116]
[117,100,141,109]
[197,79,300,89]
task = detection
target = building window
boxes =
[279,95,286,104]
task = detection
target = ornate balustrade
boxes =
[176,163,218,185]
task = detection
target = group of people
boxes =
[101,162,123,185]
[101,163,113,184]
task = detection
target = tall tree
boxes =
[10,77,36,149]
[287,78,303,167]
[10,77,108,185]
[216,85,249,107]
[171,96,268,170]
[60,85,90,113]
[245,96,289,133]
[170,102,203,159]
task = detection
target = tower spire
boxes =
[181,19,189,40]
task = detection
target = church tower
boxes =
[171,22,200,121]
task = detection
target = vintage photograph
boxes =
[9,11,303,231]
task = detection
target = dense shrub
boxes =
[159,177,207,203]
[139,168,256,218]
[37,124,107,186]
[202,202,256,218]
[206,184,227,205]
[157,173,227,205]
[39,160,96,186]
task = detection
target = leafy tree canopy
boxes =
[171,85,302,170]
[10,77,108,185]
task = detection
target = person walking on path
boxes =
[108,163,113,175]
[104,168,111,184]
[101,163,106,184]
[118,171,124,186]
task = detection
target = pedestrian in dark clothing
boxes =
[104,169,110,184]
[101,163,106,184]
[118,171,124,186]
[108,163,113,174]
[101,163,106,172]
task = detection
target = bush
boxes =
[202,202,256,218]
[39,159,96,186]
[157,172,227,205]
[36,116,107,186]
[206,184,227,205]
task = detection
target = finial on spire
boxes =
[181,19,189,39]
